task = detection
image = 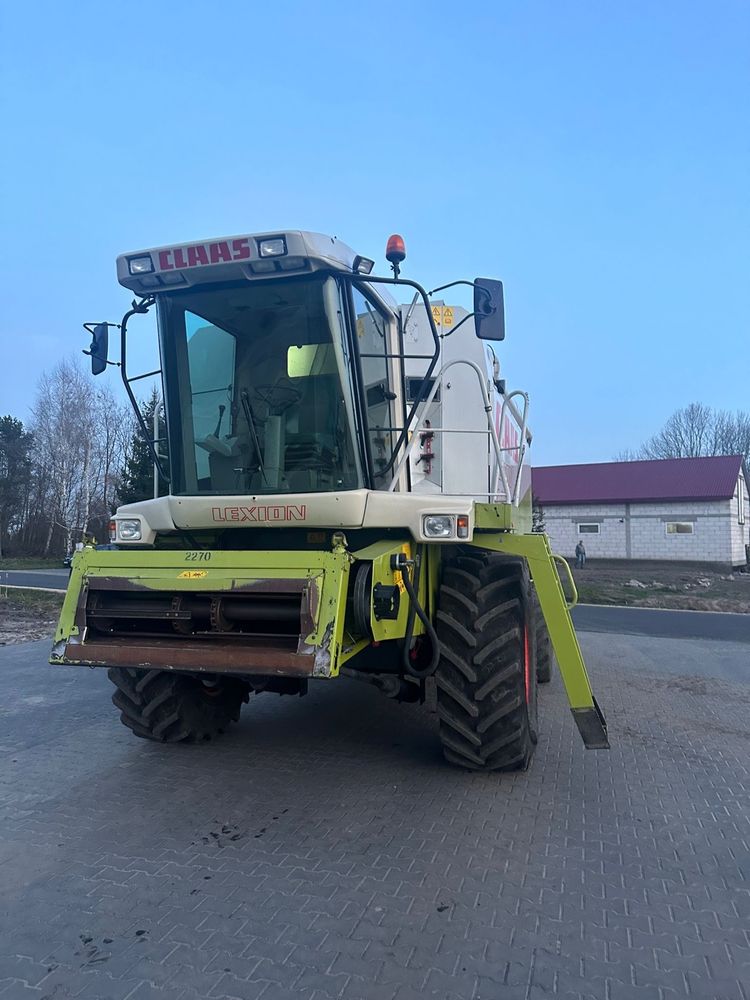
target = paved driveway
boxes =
[0,635,748,1000]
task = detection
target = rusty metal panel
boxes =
[61,636,316,676]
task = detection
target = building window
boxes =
[577,523,600,534]
[739,476,746,525]
[665,522,694,535]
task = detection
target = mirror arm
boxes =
[119,297,171,484]
[427,279,478,297]
[81,349,119,368]
[83,321,119,335]
[440,312,475,340]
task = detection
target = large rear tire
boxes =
[435,548,538,772]
[108,668,248,742]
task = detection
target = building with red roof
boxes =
[531,455,749,567]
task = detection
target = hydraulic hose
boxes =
[398,549,441,679]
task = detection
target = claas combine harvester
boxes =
[52,230,608,770]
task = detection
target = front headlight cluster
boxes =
[116,518,142,541]
[422,514,469,540]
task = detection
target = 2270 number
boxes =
[185,551,211,561]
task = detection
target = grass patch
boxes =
[0,588,65,613]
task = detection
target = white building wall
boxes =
[543,503,627,560]
[542,499,738,564]
[628,500,730,563]
[730,472,750,566]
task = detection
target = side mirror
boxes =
[473,278,505,341]
[89,323,109,375]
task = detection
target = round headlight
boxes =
[118,519,142,541]
[423,515,455,538]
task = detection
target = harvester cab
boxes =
[53,230,608,770]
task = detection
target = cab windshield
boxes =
[159,276,365,495]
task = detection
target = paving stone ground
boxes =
[0,633,748,1000]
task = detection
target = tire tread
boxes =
[435,547,537,772]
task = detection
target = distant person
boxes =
[575,540,586,569]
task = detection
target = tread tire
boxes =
[532,589,553,684]
[107,668,248,742]
[435,548,538,772]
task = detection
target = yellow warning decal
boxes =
[178,570,207,579]
[431,305,442,327]
[392,543,412,593]
[443,306,454,326]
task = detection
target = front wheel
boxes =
[435,548,538,772]
[108,668,248,742]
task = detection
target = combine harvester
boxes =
[52,230,608,770]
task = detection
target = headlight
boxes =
[423,514,455,538]
[128,255,154,275]
[258,237,287,257]
[117,519,142,541]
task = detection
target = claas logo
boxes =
[157,238,251,271]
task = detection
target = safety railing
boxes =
[387,359,530,505]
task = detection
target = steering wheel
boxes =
[254,381,302,414]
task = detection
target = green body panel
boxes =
[350,539,425,642]
[473,503,513,531]
[473,495,531,534]
[53,540,425,678]
[52,546,354,678]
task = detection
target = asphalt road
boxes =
[0,632,748,1000]
[573,603,750,643]
[0,568,69,591]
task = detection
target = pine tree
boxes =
[0,416,33,557]
[532,493,546,534]
[119,389,166,506]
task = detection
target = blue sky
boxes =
[1,0,747,466]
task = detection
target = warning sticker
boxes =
[178,570,207,579]
[392,543,412,593]
[431,305,442,327]
[442,306,454,327]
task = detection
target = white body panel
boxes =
[114,489,477,546]
[399,302,531,503]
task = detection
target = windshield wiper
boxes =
[364,300,385,339]
[240,389,269,487]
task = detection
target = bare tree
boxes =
[711,409,750,462]
[617,403,750,464]
[28,358,133,556]
[640,402,714,460]
[613,448,641,462]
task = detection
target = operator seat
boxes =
[284,375,339,489]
